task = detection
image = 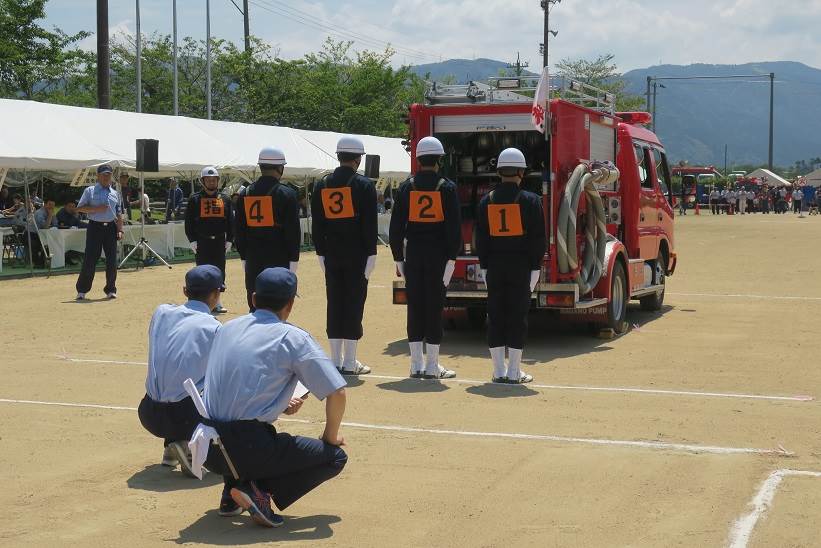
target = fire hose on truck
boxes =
[556,163,620,295]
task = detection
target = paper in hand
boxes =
[293,381,310,400]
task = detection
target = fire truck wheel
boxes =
[606,261,629,335]
[640,252,666,312]
[467,307,487,329]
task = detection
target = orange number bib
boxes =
[409,191,444,223]
[321,187,355,219]
[488,204,524,237]
[244,196,275,227]
[200,197,225,219]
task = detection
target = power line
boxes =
[248,0,437,62]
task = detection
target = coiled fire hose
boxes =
[556,163,620,295]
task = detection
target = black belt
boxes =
[90,220,115,226]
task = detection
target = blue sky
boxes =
[45,1,821,71]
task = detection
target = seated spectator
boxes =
[57,200,88,228]
[35,200,59,230]
[0,187,9,210]
[15,199,47,268]
[30,192,44,209]
[0,193,23,226]
[131,191,152,224]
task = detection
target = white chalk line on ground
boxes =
[57,356,815,403]
[727,469,821,548]
[669,292,821,302]
[0,397,794,457]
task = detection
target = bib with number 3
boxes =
[321,187,355,219]
[200,197,225,219]
[409,191,444,223]
[244,196,275,227]
[488,203,524,236]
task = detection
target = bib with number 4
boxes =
[321,187,355,219]
[409,191,444,223]
[488,203,524,237]
[200,197,225,219]
[244,196,275,227]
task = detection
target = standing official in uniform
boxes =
[475,148,546,384]
[75,164,123,300]
[311,136,377,376]
[186,166,233,314]
[201,268,347,527]
[390,137,461,379]
[709,188,720,215]
[235,147,301,312]
[138,265,223,478]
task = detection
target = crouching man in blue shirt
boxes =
[138,265,224,476]
[203,267,347,527]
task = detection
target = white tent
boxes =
[745,168,790,187]
[0,99,410,181]
[801,168,821,188]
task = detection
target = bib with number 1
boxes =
[244,196,275,227]
[321,187,355,219]
[487,203,524,236]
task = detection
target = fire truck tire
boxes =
[606,261,629,335]
[640,252,666,311]
[467,307,487,329]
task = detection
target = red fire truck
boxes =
[392,78,677,334]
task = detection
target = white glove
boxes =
[480,269,488,290]
[224,241,232,253]
[529,270,540,293]
[190,241,198,253]
[364,255,377,280]
[443,260,456,287]
[395,261,405,278]
[318,256,326,274]
[289,261,299,274]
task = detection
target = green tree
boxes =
[554,53,644,112]
[0,0,91,99]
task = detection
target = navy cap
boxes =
[97,164,113,174]
[255,267,297,300]
[185,265,225,293]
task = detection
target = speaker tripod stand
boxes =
[119,172,172,269]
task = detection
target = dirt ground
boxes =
[1,213,820,547]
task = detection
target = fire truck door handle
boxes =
[657,213,663,221]
[640,213,645,222]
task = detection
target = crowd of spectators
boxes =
[705,185,820,215]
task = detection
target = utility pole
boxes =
[541,1,561,69]
[136,0,141,113]
[507,52,529,77]
[172,0,179,115]
[646,76,652,112]
[651,82,665,133]
[768,72,774,171]
[243,0,251,53]
[96,0,110,109]
[724,144,728,177]
[206,0,212,120]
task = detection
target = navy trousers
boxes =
[405,242,447,345]
[137,395,201,447]
[324,254,368,340]
[76,221,118,294]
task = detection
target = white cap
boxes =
[416,136,445,157]
[258,146,287,165]
[336,136,365,155]
[497,148,527,169]
[200,166,220,178]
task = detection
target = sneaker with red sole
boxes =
[230,481,284,528]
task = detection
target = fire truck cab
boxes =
[392,78,677,334]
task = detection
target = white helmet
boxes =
[497,148,527,169]
[336,135,365,155]
[200,166,220,178]
[258,146,287,165]
[416,136,445,157]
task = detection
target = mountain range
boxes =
[409,59,821,168]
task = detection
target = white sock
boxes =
[342,339,358,370]
[424,344,440,375]
[507,348,523,381]
[489,347,506,379]
[409,341,424,374]
[329,339,343,369]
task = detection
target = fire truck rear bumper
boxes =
[392,281,606,310]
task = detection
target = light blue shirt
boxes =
[34,207,57,229]
[78,182,120,223]
[145,300,221,403]
[204,310,346,423]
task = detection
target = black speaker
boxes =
[364,154,380,179]
[136,139,159,172]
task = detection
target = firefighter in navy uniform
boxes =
[311,136,377,376]
[389,137,461,379]
[235,147,301,312]
[475,148,546,384]
[185,166,233,314]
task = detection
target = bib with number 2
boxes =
[409,191,444,223]
[488,203,524,237]
[321,187,355,219]
[244,196,275,227]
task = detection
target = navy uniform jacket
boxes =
[185,191,233,243]
[311,166,377,259]
[389,171,462,261]
[475,182,546,270]
[234,176,300,262]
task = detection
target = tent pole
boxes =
[23,170,33,275]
